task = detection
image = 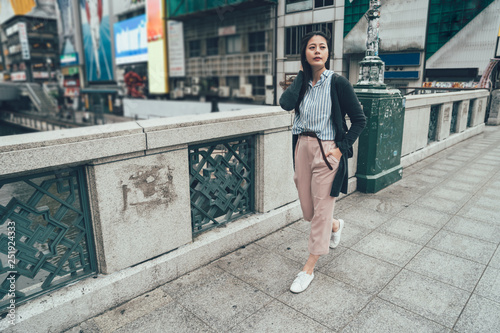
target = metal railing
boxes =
[0,167,97,313]
[189,136,255,235]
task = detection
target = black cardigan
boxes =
[279,71,367,197]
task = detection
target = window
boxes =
[249,31,266,52]
[226,35,241,54]
[189,40,201,57]
[248,76,265,96]
[206,37,218,56]
[315,0,334,8]
[286,0,313,13]
[285,23,333,56]
[226,76,239,91]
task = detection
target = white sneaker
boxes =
[290,271,314,293]
[330,219,345,248]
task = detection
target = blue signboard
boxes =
[114,14,148,65]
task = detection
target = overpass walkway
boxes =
[67,126,500,333]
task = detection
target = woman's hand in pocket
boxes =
[327,147,342,162]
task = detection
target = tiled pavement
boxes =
[68,127,500,332]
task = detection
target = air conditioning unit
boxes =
[192,77,200,84]
[218,86,230,98]
[183,86,192,95]
[239,84,252,98]
[192,85,200,96]
[171,88,184,99]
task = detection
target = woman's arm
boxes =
[336,76,367,151]
[279,71,304,111]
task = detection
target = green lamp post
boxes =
[354,0,405,193]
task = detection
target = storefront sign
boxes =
[33,72,49,79]
[64,79,80,87]
[18,22,30,60]
[218,25,236,36]
[64,87,80,97]
[11,71,27,81]
[114,14,148,65]
[167,20,185,77]
[60,53,79,67]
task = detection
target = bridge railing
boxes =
[0,88,489,329]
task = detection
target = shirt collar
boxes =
[308,70,333,87]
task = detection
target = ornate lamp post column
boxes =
[354,0,406,193]
[357,0,385,87]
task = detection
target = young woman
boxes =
[279,31,366,293]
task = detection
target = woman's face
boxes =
[305,35,329,70]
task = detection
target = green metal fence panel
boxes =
[428,104,440,144]
[426,0,494,60]
[344,0,369,37]
[0,168,96,313]
[450,101,460,133]
[189,136,254,236]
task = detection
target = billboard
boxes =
[114,14,147,65]
[167,20,185,77]
[146,0,168,94]
[79,0,114,82]
[0,0,34,24]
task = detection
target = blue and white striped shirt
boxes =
[292,69,335,140]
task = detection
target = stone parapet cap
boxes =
[405,89,489,109]
[139,107,292,149]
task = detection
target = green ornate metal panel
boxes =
[189,136,254,235]
[344,0,370,37]
[0,168,96,313]
[428,104,440,144]
[450,101,459,133]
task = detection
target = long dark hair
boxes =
[295,31,332,114]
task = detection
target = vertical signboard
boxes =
[147,0,168,94]
[167,20,185,77]
[18,22,31,60]
[80,0,114,82]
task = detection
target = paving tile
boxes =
[406,247,485,292]
[378,269,470,328]
[351,196,409,215]
[454,294,500,333]
[417,168,450,178]
[278,272,371,331]
[405,173,444,186]
[228,300,331,333]
[319,249,400,294]
[90,288,174,332]
[444,216,500,244]
[475,266,500,304]
[489,247,500,269]
[255,225,306,249]
[114,301,215,333]
[397,205,452,228]
[163,265,273,332]
[457,205,500,225]
[352,231,422,267]
[413,195,465,214]
[336,221,371,248]
[440,180,480,192]
[216,243,301,297]
[375,183,425,204]
[269,228,346,268]
[426,187,472,202]
[427,230,497,265]
[340,206,394,230]
[377,217,439,245]
[342,297,448,333]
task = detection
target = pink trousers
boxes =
[293,135,339,255]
